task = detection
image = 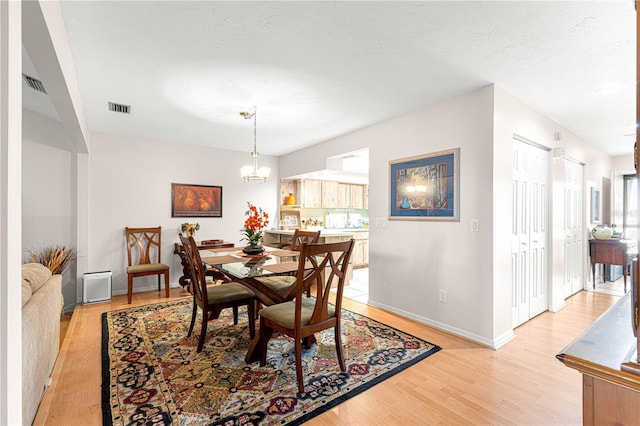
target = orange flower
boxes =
[241,202,269,245]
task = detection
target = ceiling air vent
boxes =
[108,102,131,114]
[22,74,47,94]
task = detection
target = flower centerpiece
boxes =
[181,222,200,237]
[241,202,269,255]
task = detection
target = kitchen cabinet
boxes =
[350,232,369,268]
[280,179,367,209]
[350,185,364,209]
[321,181,339,208]
[302,180,322,208]
[280,180,301,206]
[363,185,369,209]
[337,183,350,208]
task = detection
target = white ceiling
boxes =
[22,1,636,158]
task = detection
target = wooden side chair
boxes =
[290,230,321,296]
[125,226,170,304]
[255,229,322,299]
[257,239,355,395]
[179,233,256,352]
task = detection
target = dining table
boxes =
[200,245,306,363]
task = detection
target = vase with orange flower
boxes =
[241,202,269,255]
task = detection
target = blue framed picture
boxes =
[389,148,460,221]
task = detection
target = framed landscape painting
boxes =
[172,183,222,218]
[389,148,460,221]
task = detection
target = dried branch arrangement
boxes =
[27,245,76,274]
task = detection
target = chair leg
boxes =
[258,318,274,367]
[164,270,170,298]
[294,337,305,395]
[187,294,197,337]
[232,306,239,325]
[247,299,256,339]
[197,312,208,353]
[127,275,133,304]
[157,274,161,291]
[334,324,346,372]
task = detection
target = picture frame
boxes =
[389,148,460,221]
[590,187,601,224]
[280,210,301,230]
[171,183,222,218]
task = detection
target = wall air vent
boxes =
[108,102,131,114]
[22,74,47,94]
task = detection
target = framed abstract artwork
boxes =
[389,148,460,221]
[171,183,222,218]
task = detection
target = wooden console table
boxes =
[589,239,637,292]
[557,292,640,424]
[173,240,234,289]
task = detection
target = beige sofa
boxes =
[21,263,64,425]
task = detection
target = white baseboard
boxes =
[367,299,516,350]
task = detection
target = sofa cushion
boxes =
[22,263,52,294]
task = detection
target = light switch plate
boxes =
[470,219,479,232]
[375,217,387,228]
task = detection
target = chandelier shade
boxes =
[240,107,270,183]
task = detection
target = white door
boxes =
[512,139,549,327]
[562,159,584,297]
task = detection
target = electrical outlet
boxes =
[470,218,479,232]
[375,217,387,228]
[439,289,448,303]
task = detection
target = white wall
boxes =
[281,85,620,347]
[612,154,634,173]
[282,85,498,345]
[22,138,76,309]
[86,132,279,296]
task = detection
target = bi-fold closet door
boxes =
[512,138,549,327]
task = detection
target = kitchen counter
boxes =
[265,229,368,237]
[264,229,369,268]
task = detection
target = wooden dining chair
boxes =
[290,229,321,250]
[290,230,321,296]
[254,229,323,299]
[125,227,170,304]
[257,239,355,395]
[179,233,256,352]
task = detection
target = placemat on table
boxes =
[261,262,299,274]
[268,249,299,257]
[201,254,242,265]
[202,246,241,253]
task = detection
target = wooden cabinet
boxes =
[350,185,364,209]
[350,232,369,268]
[589,239,637,292]
[557,293,640,425]
[363,185,369,209]
[301,180,322,208]
[321,181,339,208]
[280,179,367,209]
[280,180,301,206]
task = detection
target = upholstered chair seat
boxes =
[260,298,336,329]
[206,282,255,304]
[254,275,296,292]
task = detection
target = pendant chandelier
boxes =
[240,106,270,183]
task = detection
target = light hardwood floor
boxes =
[35,287,620,425]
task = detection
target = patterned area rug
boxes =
[102,298,441,425]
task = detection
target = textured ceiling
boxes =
[23,1,636,157]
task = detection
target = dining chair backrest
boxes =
[178,233,208,306]
[294,239,355,322]
[290,229,321,251]
[126,226,163,267]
